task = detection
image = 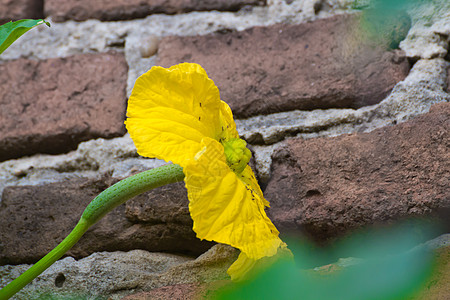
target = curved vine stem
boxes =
[0,164,185,299]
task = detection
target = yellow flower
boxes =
[125,63,286,280]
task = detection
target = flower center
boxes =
[222,138,252,174]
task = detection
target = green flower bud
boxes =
[222,138,252,174]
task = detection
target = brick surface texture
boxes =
[0,179,213,265]
[44,0,265,22]
[0,0,43,24]
[266,102,450,242]
[158,13,410,118]
[0,52,128,161]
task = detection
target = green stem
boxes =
[0,164,185,299]
[0,219,90,300]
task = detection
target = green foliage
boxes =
[0,19,50,55]
[215,221,437,300]
[355,0,413,49]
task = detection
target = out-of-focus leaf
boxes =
[215,221,437,300]
[354,0,414,50]
[0,19,50,55]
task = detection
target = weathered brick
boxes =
[157,14,410,118]
[0,0,43,24]
[265,102,450,242]
[0,177,213,265]
[0,52,128,161]
[44,0,265,22]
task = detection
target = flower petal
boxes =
[125,63,237,165]
[218,100,239,142]
[184,137,282,260]
[238,165,270,207]
[227,242,293,281]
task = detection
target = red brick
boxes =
[44,0,265,22]
[0,178,213,265]
[0,0,43,24]
[265,102,450,242]
[157,14,410,118]
[0,52,128,161]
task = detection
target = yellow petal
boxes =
[125,63,237,165]
[218,100,239,142]
[238,165,270,207]
[184,137,282,260]
[227,242,293,281]
[227,251,257,282]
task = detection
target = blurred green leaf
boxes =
[0,19,50,55]
[356,0,413,50]
[215,221,436,300]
